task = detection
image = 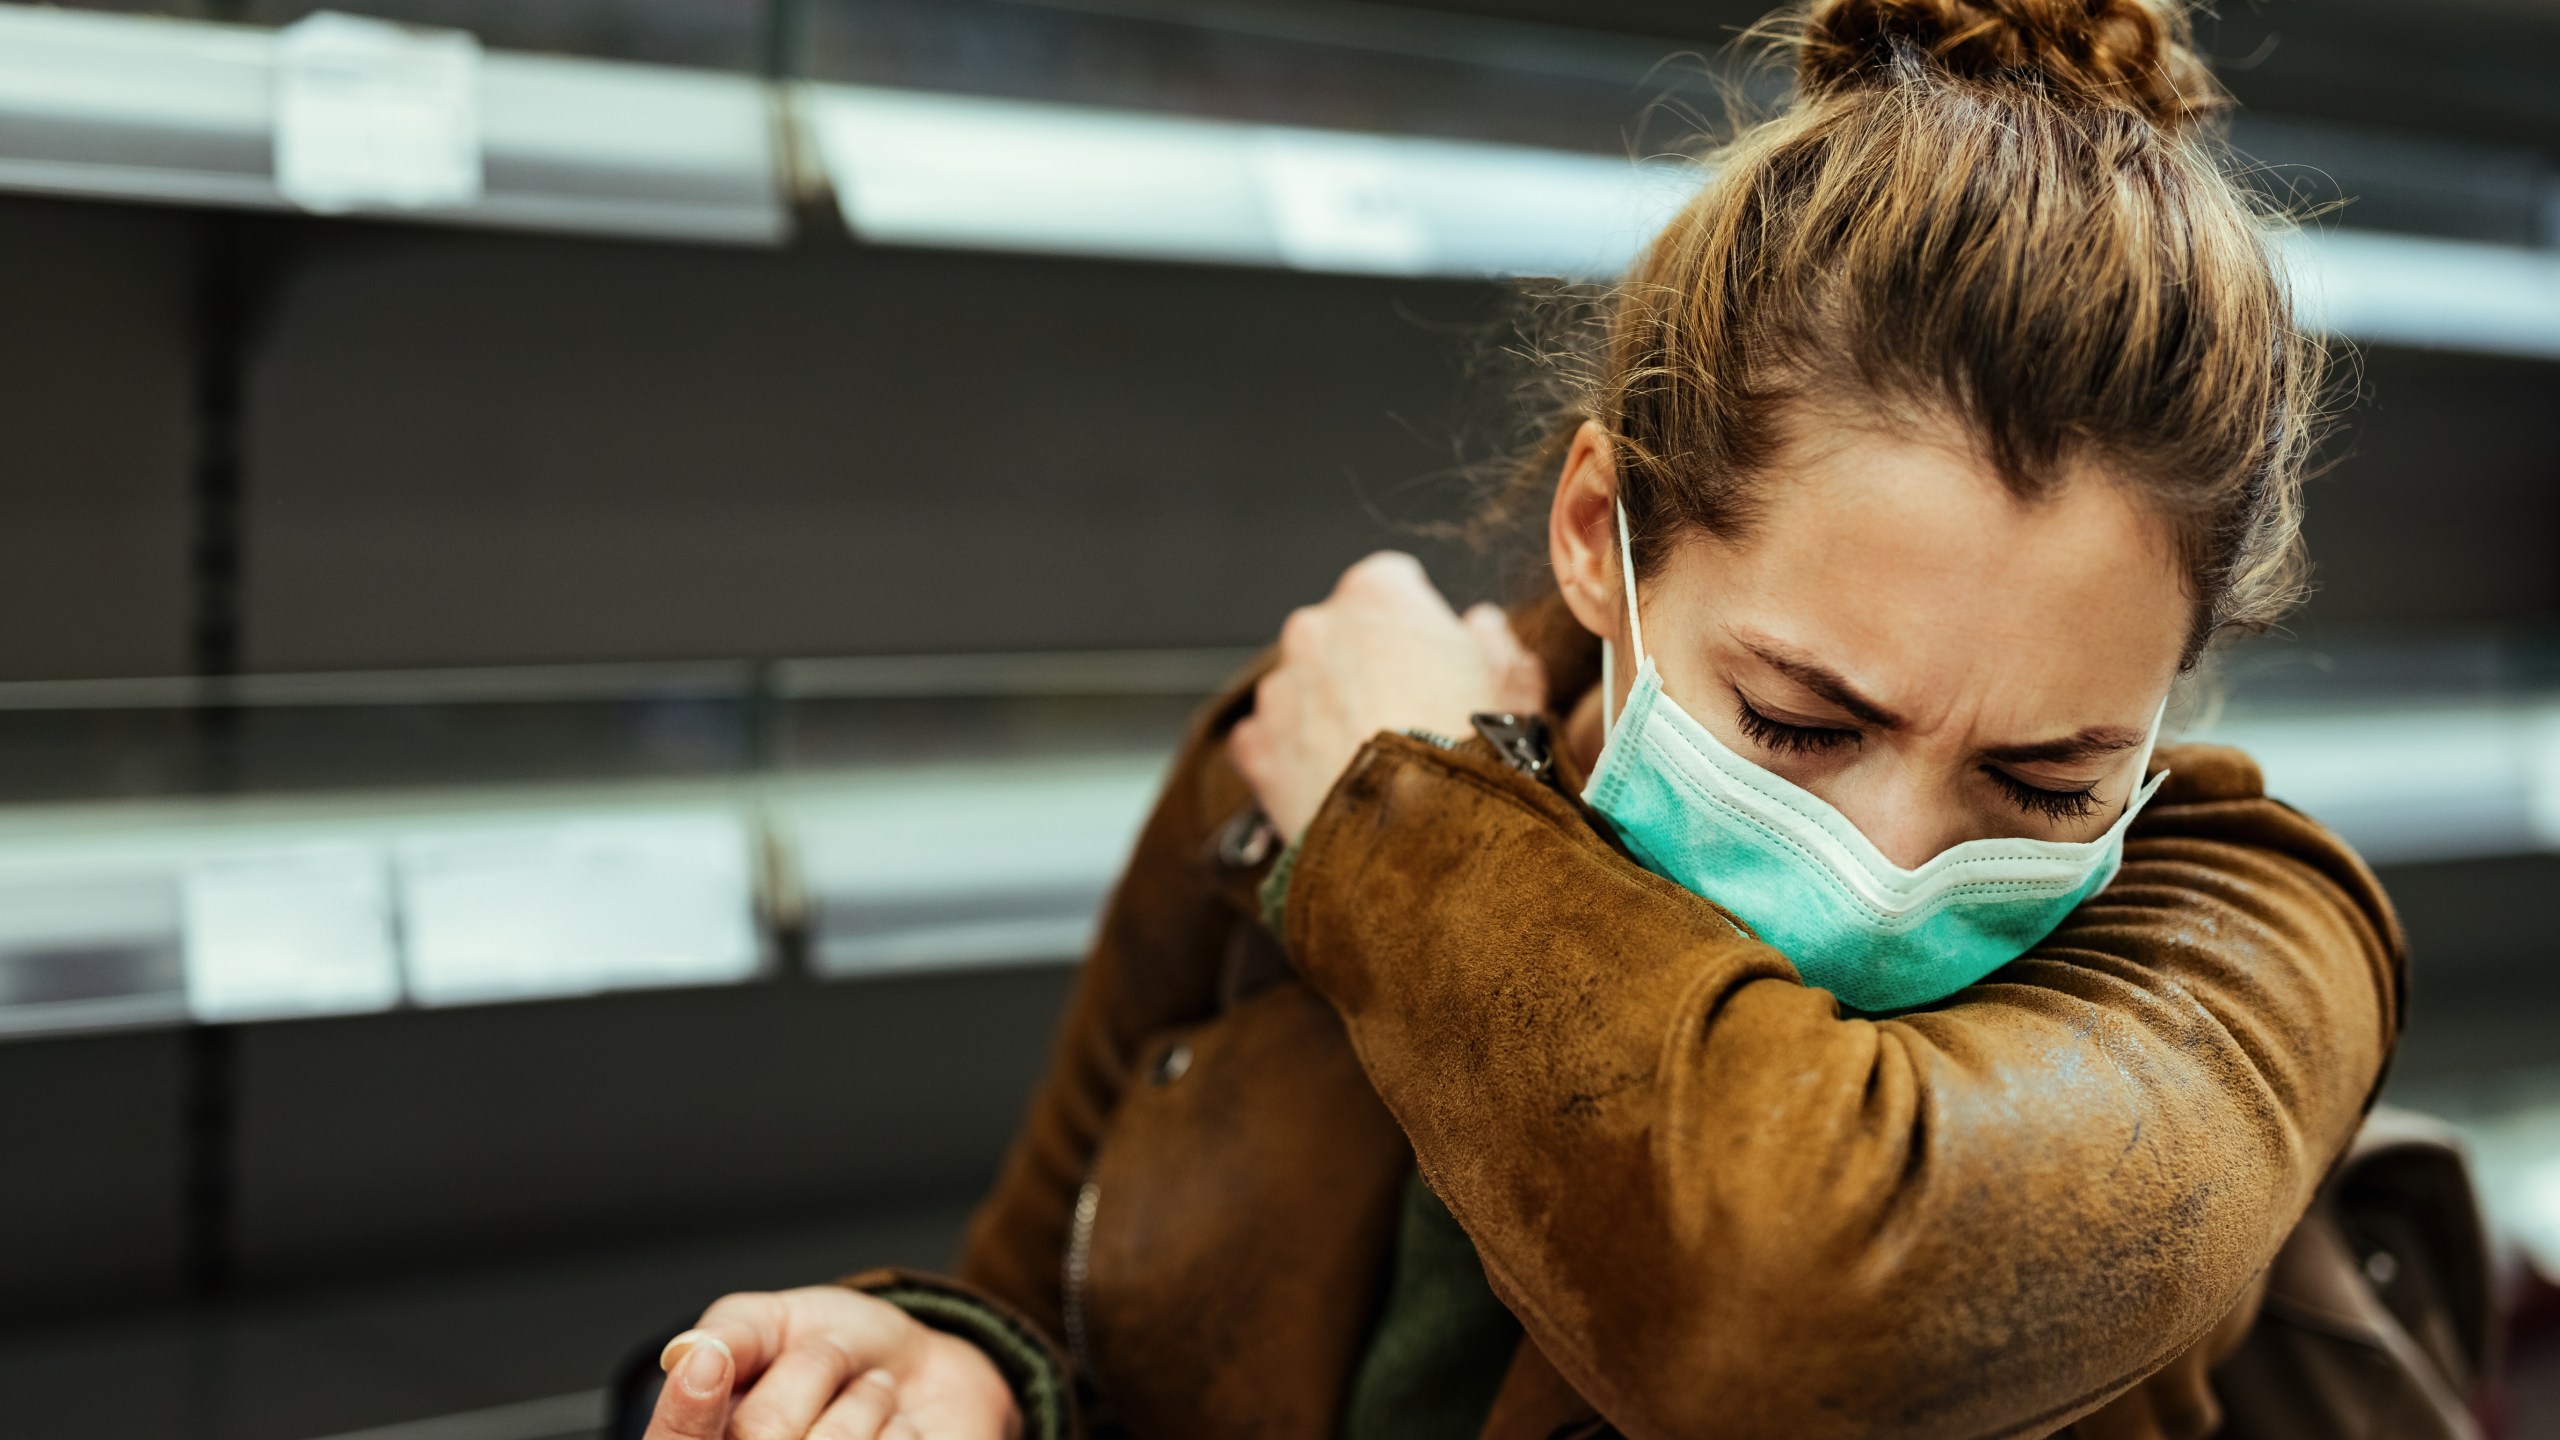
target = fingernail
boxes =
[677,1336,731,1397]
[859,1368,897,1392]
[658,1329,711,1371]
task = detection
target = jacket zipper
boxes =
[1468,711,1557,785]
[1062,1175,1101,1376]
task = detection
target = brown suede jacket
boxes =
[853,637,2407,1440]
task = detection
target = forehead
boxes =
[1664,420,2189,725]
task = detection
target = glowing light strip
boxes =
[0,3,2551,354]
[0,3,784,244]
[2282,228,2560,361]
[0,695,2554,1037]
[804,82,1703,280]
[807,83,2560,357]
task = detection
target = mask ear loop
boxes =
[2123,697,2170,814]
[1601,498,1646,740]
[1615,498,1647,665]
[1601,630,1615,739]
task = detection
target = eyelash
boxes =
[1985,769,2100,821]
[1733,696,1857,754]
[1735,695,2103,820]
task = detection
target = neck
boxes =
[1563,675,1610,777]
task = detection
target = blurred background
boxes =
[0,1,2553,1436]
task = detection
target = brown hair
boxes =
[1511,0,2324,671]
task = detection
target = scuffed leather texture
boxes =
[1286,730,2405,1440]
[943,643,2409,1439]
[2062,1273,2268,1440]
[2210,1109,2495,1440]
[1479,1340,1612,1440]
[1079,982,1412,1438]
[953,667,1274,1341]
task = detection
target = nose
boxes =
[1832,776,1966,871]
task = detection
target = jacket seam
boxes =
[1295,738,2307,1440]
[1294,738,1754,959]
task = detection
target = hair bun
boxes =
[1797,0,2224,132]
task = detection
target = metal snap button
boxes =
[1215,806,1277,869]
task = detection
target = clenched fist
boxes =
[1231,552,1546,841]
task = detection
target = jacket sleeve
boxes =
[950,662,1274,1336]
[1283,735,2406,1440]
[841,1269,1078,1440]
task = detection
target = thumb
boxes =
[642,1333,734,1440]
[1463,604,1546,715]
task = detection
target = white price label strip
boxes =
[275,10,482,214]
[183,842,399,1023]
[1253,130,1435,276]
[396,812,759,1007]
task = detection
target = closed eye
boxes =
[1985,767,2099,820]
[1734,694,1858,755]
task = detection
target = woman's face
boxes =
[1551,417,2190,867]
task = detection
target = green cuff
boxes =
[870,1283,1071,1440]
[1257,838,1302,936]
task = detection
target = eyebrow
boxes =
[1736,634,2144,764]
[1737,638,1907,729]
[1978,729,2146,766]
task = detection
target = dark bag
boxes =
[2213,1106,2499,1440]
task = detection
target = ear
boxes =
[1548,421,1626,645]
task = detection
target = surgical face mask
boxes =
[1583,503,2166,1013]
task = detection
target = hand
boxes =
[642,1286,1021,1440]
[1231,552,1546,842]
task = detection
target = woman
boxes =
[639,1,2420,1436]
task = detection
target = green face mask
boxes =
[1582,503,2166,1014]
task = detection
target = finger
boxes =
[1464,604,1547,714]
[881,1418,923,1440]
[1461,603,1521,665]
[641,1333,734,1440]
[1278,603,1329,656]
[730,1340,860,1440]
[808,1370,900,1440]
[1336,550,1432,601]
[685,1294,790,1382]
[1228,716,1271,785]
[1495,658,1547,715]
[1249,668,1303,735]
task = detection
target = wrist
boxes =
[918,1328,1024,1439]
[842,1269,1071,1440]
